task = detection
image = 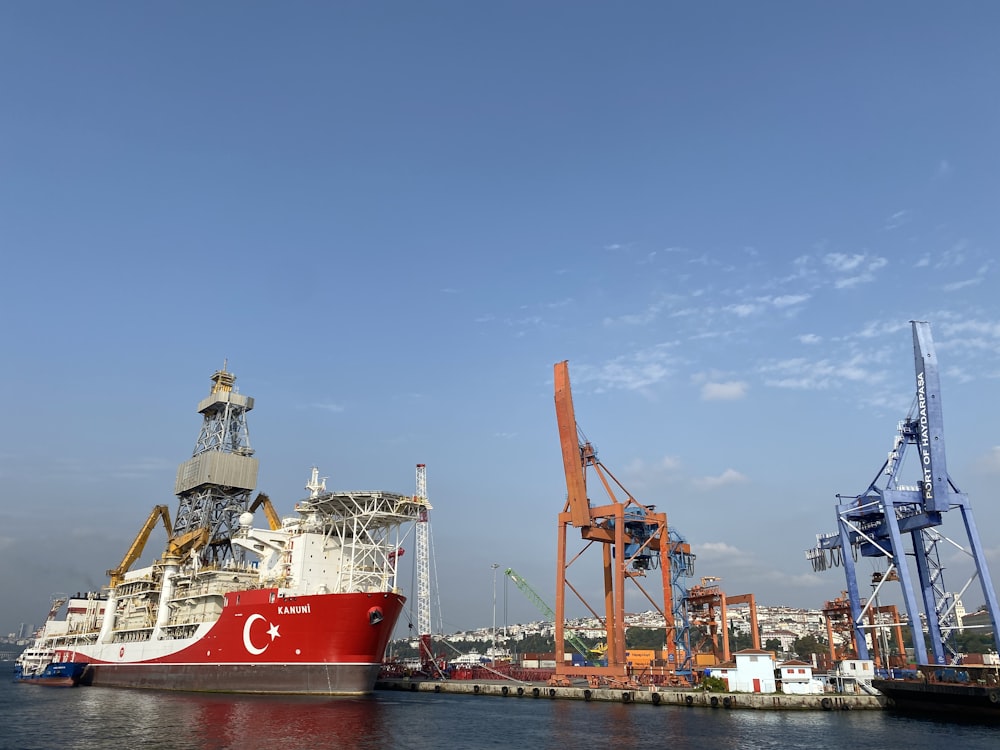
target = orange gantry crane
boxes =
[822,591,858,661]
[552,361,693,687]
[822,585,907,669]
[685,576,760,665]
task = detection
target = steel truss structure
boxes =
[173,367,258,564]
[552,361,695,686]
[807,321,1000,665]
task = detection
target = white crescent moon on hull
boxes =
[243,613,268,655]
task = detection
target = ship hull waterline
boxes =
[872,678,1000,721]
[64,589,405,696]
[15,662,88,688]
[80,662,383,695]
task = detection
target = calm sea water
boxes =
[1,676,996,750]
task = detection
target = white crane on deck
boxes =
[414,464,436,672]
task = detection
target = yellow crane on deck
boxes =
[106,504,216,587]
[249,492,282,531]
[106,505,173,587]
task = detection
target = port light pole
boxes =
[503,571,510,661]
[491,562,499,659]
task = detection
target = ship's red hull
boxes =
[69,588,405,695]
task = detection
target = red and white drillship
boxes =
[20,367,426,695]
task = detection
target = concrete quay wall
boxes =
[376,679,884,711]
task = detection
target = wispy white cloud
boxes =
[854,319,911,340]
[573,345,680,393]
[626,454,683,473]
[758,353,888,391]
[942,261,991,292]
[311,401,345,412]
[697,541,743,557]
[691,468,748,491]
[604,300,665,326]
[943,277,983,292]
[824,253,888,288]
[690,542,825,590]
[700,381,748,401]
[619,454,683,491]
[725,303,760,318]
[798,333,821,344]
[934,240,968,268]
[975,446,1000,474]
[884,209,911,230]
[824,252,866,273]
[604,293,693,327]
[753,569,826,588]
[512,314,542,330]
[660,454,683,471]
[936,317,1000,340]
[720,293,811,321]
[772,294,810,308]
[669,307,700,319]
[942,365,974,384]
[688,327,738,341]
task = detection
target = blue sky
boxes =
[2,3,1000,639]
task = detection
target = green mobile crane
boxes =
[505,567,597,664]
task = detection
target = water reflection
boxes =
[71,688,389,750]
[4,681,999,750]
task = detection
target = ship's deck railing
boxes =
[295,490,426,528]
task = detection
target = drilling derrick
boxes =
[552,361,695,687]
[806,321,1000,665]
[414,463,435,672]
[172,366,258,565]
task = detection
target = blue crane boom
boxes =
[806,321,1000,665]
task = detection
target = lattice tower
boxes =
[172,366,258,564]
[415,464,431,641]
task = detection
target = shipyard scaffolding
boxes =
[552,361,695,688]
[806,321,1000,666]
[172,366,259,565]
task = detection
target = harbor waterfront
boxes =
[376,677,882,711]
[1,676,996,750]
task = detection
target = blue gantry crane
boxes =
[806,321,1000,665]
